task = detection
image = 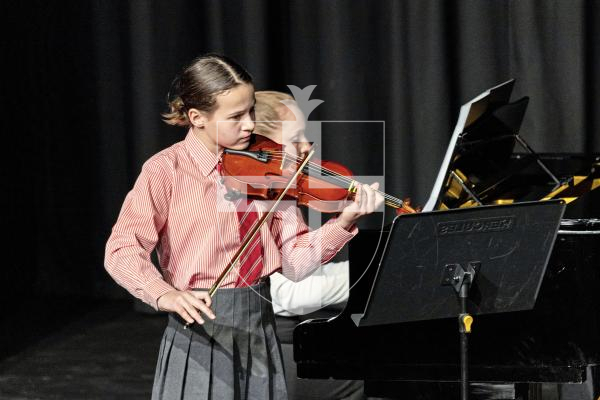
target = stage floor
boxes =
[0,300,584,400]
[0,300,165,399]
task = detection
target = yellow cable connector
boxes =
[462,314,473,333]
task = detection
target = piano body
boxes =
[294,80,600,398]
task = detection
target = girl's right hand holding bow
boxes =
[157,290,216,325]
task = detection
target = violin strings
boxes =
[264,152,404,207]
[258,150,405,208]
[264,151,385,191]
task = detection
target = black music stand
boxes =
[351,200,565,400]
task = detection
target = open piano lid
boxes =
[423,79,531,211]
[421,78,600,212]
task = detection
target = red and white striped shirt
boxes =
[105,131,356,309]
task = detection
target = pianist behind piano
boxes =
[254,90,367,400]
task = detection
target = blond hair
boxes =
[254,91,294,135]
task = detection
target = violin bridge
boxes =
[280,152,287,171]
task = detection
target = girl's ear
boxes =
[188,108,208,128]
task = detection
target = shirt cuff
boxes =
[324,217,358,249]
[142,278,175,310]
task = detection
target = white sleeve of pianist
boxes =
[269,260,350,317]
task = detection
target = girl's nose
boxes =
[241,114,255,132]
[297,141,312,156]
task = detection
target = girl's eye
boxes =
[230,106,254,121]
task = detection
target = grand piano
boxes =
[293,80,600,399]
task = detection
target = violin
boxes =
[220,134,418,215]
[200,134,418,300]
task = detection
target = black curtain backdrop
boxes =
[2,0,599,302]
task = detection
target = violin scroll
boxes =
[396,198,421,215]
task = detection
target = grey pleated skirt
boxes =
[151,281,288,400]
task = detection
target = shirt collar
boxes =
[184,129,222,177]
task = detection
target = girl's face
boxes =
[278,103,311,156]
[193,83,256,153]
[259,102,311,157]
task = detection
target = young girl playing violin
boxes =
[105,54,383,400]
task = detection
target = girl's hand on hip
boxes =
[157,290,216,325]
